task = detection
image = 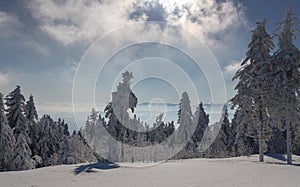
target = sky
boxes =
[0,0,300,127]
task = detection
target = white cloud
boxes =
[176,0,247,38]
[224,61,241,75]
[28,0,137,46]
[28,0,247,48]
[0,11,22,38]
[0,11,51,57]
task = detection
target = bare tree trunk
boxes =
[286,119,292,164]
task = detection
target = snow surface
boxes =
[1,154,300,187]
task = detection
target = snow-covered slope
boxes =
[1,155,299,187]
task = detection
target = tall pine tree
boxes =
[272,6,300,164]
[231,19,274,162]
[177,92,193,145]
[5,86,27,131]
[5,86,34,170]
[25,95,40,157]
[0,93,15,171]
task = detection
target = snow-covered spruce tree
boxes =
[177,92,193,143]
[25,95,38,123]
[12,132,35,170]
[191,103,209,157]
[230,108,258,156]
[5,86,28,131]
[91,114,107,160]
[36,115,53,166]
[124,114,138,145]
[221,105,232,152]
[164,121,175,139]
[0,93,15,171]
[134,116,147,146]
[205,105,231,158]
[176,92,194,158]
[82,109,108,162]
[5,86,34,170]
[25,95,40,157]
[37,115,63,166]
[104,71,138,161]
[60,130,97,164]
[231,19,274,162]
[153,113,166,143]
[104,102,120,162]
[56,118,69,137]
[84,108,98,145]
[272,6,300,164]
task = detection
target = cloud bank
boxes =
[28,0,247,48]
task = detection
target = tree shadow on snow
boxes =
[265,153,300,166]
[265,153,287,161]
[73,161,120,175]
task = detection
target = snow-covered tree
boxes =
[82,109,110,162]
[25,95,38,123]
[37,115,62,166]
[5,86,28,132]
[177,92,194,145]
[104,71,138,161]
[221,105,232,150]
[25,95,40,157]
[5,86,34,170]
[0,93,15,171]
[164,121,175,139]
[272,6,300,164]
[153,113,166,143]
[60,131,97,164]
[84,108,99,144]
[11,132,35,170]
[205,105,231,158]
[192,103,209,144]
[230,109,257,156]
[231,19,274,162]
[175,92,195,158]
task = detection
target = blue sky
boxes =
[0,0,299,120]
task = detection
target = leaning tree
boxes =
[104,71,138,161]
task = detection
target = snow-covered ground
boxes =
[1,154,300,187]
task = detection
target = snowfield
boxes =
[1,154,300,187]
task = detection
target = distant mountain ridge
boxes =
[139,102,228,107]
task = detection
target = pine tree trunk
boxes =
[286,119,292,164]
[258,104,264,162]
[121,134,124,162]
[258,123,264,162]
